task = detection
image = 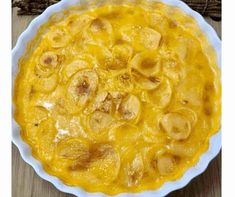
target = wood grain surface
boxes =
[12,8,221,197]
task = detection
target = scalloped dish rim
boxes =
[12,0,221,196]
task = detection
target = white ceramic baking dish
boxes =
[12,0,221,196]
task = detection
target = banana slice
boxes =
[139,27,161,50]
[67,70,98,108]
[35,51,59,78]
[67,14,95,35]
[142,146,164,177]
[110,91,124,111]
[57,138,90,160]
[157,155,175,176]
[85,18,113,46]
[118,94,141,122]
[168,142,196,157]
[93,91,113,113]
[160,112,191,140]
[175,107,198,127]
[82,44,112,69]
[47,29,70,48]
[88,143,120,183]
[148,77,172,108]
[147,13,168,33]
[115,71,134,92]
[121,25,161,50]
[56,138,90,170]
[162,58,183,84]
[89,111,113,132]
[39,51,58,68]
[89,18,112,33]
[109,123,141,146]
[126,153,144,187]
[107,44,133,70]
[130,51,161,77]
[33,73,58,93]
[60,59,90,83]
[132,69,161,90]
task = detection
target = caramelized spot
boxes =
[120,73,130,81]
[151,158,158,170]
[101,11,120,19]
[204,105,213,116]
[169,20,178,28]
[77,80,89,94]
[149,76,160,83]
[181,99,189,105]
[44,57,53,65]
[90,18,105,32]
[141,58,157,69]
[69,154,90,171]
[90,143,113,161]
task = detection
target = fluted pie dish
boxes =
[12,0,221,196]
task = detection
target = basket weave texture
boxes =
[12,0,221,20]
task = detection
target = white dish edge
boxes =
[12,0,221,196]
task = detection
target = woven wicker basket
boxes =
[12,0,221,20]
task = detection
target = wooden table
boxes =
[12,8,221,197]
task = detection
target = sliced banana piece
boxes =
[146,13,168,33]
[118,94,141,122]
[175,107,198,127]
[126,153,144,187]
[47,29,70,48]
[148,77,172,108]
[67,69,98,107]
[60,59,90,83]
[35,51,59,78]
[162,58,183,84]
[88,143,120,183]
[139,27,161,50]
[33,73,58,93]
[109,123,141,146]
[132,69,161,90]
[85,17,113,46]
[121,25,161,50]
[56,138,90,170]
[89,18,112,33]
[110,91,124,111]
[93,91,113,113]
[157,155,175,176]
[130,51,161,77]
[39,51,58,68]
[107,44,133,70]
[67,14,95,35]
[82,44,112,69]
[57,138,90,160]
[142,146,164,176]
[89,111,113,132]
[115,71,134,92]
[168,142,196,157]
[160,112,191,140]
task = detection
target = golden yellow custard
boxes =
[14,2,221,195]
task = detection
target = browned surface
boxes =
[12,8,221,197]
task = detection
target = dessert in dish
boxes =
[14,2,221,195]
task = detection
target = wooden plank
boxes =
[12,7,221,197]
